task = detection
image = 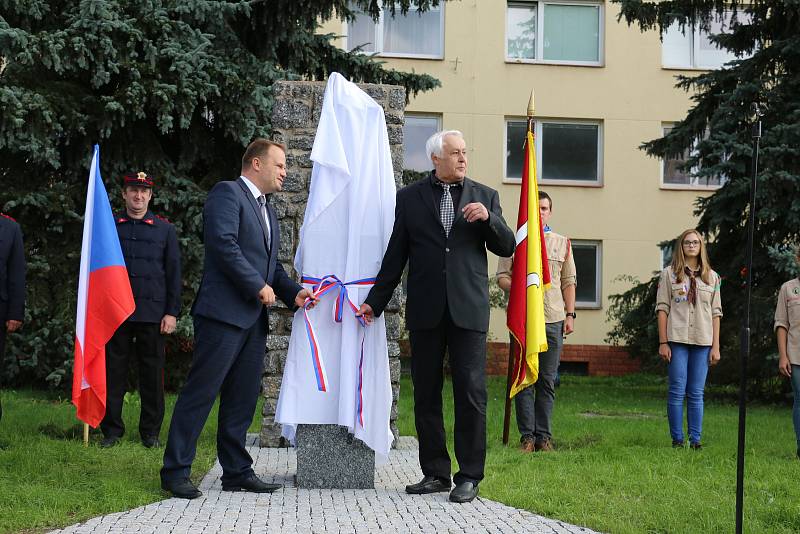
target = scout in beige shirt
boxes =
[655,229,721,449]
[495,191,575,453]
[775,277,800,368]
[774,249,800,459]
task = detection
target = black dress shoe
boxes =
[405,475,451,494]
[161,478,202,499]
[99,436,120,448]
[222,474,282,493]
[449,481,479,503]
[142,436,161,449]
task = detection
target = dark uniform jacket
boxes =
[365,174,515,333]
[0,214,25,322]
[115,210,181,323]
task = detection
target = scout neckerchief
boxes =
[684,266,700,306]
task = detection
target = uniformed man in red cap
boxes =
[100,172,181,448]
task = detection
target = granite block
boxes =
[295,424,374,489]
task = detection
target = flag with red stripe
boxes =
[73,146,135,427]
[507,129,550,398]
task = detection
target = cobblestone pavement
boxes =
[52,436,600,533]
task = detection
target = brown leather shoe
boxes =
[520,437,535,453]
[535,439,554,452]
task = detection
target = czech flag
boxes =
[507,129,550,398]
[72,146,135,427]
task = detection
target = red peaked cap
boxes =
[122,171,155,188]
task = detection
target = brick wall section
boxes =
[400,340,640,377]
[260,80,406,448]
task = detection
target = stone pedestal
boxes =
[295,424,375,489]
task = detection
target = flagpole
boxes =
[83,423,89,447]
[503,90,536,445]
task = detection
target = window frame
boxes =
[503,118,604,187]
[505,0,605,67]
[402,113,442,172]
[346,2,445,60]
[660,124,724,191]
[572,239,602,309]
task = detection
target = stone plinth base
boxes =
[295,424,375,489]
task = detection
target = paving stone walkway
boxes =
[53,436,599,533]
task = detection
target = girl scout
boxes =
[655,229,722,449]
[775,247,800,460]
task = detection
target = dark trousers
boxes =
[514,321,563,442]
[100,321,165,440]
[0,327,5,422]
[409,308,487,486]
[161,313,267,485]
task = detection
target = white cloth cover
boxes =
[275,72,396,462]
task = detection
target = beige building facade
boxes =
[319,1,738,354]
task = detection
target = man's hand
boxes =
[779,355,792,377]
[709,346,721,366]
[6,320,22,333]
[356,303,374,325]
[563,316,574,335]
[658,343,672,363]
[462,202,489,223]
[259,284,276,306]
[295,288,317,309]
[160,314,177,335]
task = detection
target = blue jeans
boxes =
[667,342,710,444]
[791,365,800,451]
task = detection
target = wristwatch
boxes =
[566,312,576,319]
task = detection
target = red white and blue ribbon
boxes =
[301,274,375,427]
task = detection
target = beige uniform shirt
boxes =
[774,278,800,365]
[496,231,577,323]
[655,267,723,346]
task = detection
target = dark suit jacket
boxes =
[191,178,300,329]
[365,175,515,332]
[0,215,25,322]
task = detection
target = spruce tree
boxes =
[0,0,440,388]
[607,1,800,397]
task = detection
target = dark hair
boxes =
[242,138,286,168]
[539,190,552,209]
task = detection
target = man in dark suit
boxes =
[358,130,515,503]
[100,172,181,449]
[161,139,314,499]
[0,212,25,423]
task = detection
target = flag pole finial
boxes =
[527,90,535,118]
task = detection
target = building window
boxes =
[347,2,444,59]
[660,243,674,269]
[506,1,603,65]
[662,11,750,69]
[403,114,440,172]
[505,119,603,185]
[661,125,724,189]
[572,240,601,308]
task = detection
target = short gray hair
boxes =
[425,130,464,161]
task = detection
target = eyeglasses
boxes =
[682,240,701,247]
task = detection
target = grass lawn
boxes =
[397,374,800,534]
[2,374,799,533]
[0,390,262,534]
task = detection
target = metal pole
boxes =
[502,338,514,445]
[735,104,762,534]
